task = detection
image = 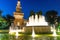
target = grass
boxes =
[57,32,60,35]
[0,30,9,33]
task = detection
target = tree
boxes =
[58,16,60,23]
[0,10,2,16]
[0,10,9,29]
[45,10,58,26]
[36,10,42,18]
[57,16,60,27]
[37,11,42,15]
[6,14,15,26]
[30,10,35,16]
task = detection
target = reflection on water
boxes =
[0,33,60,40]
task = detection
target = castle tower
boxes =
[13,0,24,29]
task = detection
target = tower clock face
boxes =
[14,15,23,19]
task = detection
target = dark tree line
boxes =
[0,10,14,29]
[3,14,14,29]
[6,14,14,26]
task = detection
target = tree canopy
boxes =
[0,10,9,29]
[45,10,58,24]
[30,10,35,16]
[37,11,42,15]
[29,10,43,18]
[36,11,42,18]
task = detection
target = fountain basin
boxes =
[24,26,51,34]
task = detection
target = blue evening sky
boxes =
[0,0,60,19]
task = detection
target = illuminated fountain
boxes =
[32,27,35,38]
[34,15,38,24]
[9,26,19,38]
[15,27,19,38]
[9,23,24,36]
[50,25,57,40]
[52,25,57,36]
[26,15,48,26]
[32,27,37,40]
[51,26,53,32]
[26,14,49,37]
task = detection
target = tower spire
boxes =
[13,0,24,28]
[16,0,22,13]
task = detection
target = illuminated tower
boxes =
[13,0,24,29]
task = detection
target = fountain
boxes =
[51,26,53,32]
[32,27,35,38]
[9,23,24,36]
[32,27,36,40]
[15,27,19,38]
[52,24,57,36]
[26,15,48,26]
[26,14,51,33]
[50,24,57,40]
[34,15,38,24]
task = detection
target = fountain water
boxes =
[32,27,35,38]
[26,14,50,36]
[39,15,48,26]
[51,26,53,32]
[35,15,38,24]
[9,23,24,37]
[32,27,36,40]
[26,15,48,26]
[53,25,57,36]
[15,27,19,38]
[51,25,57,40]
